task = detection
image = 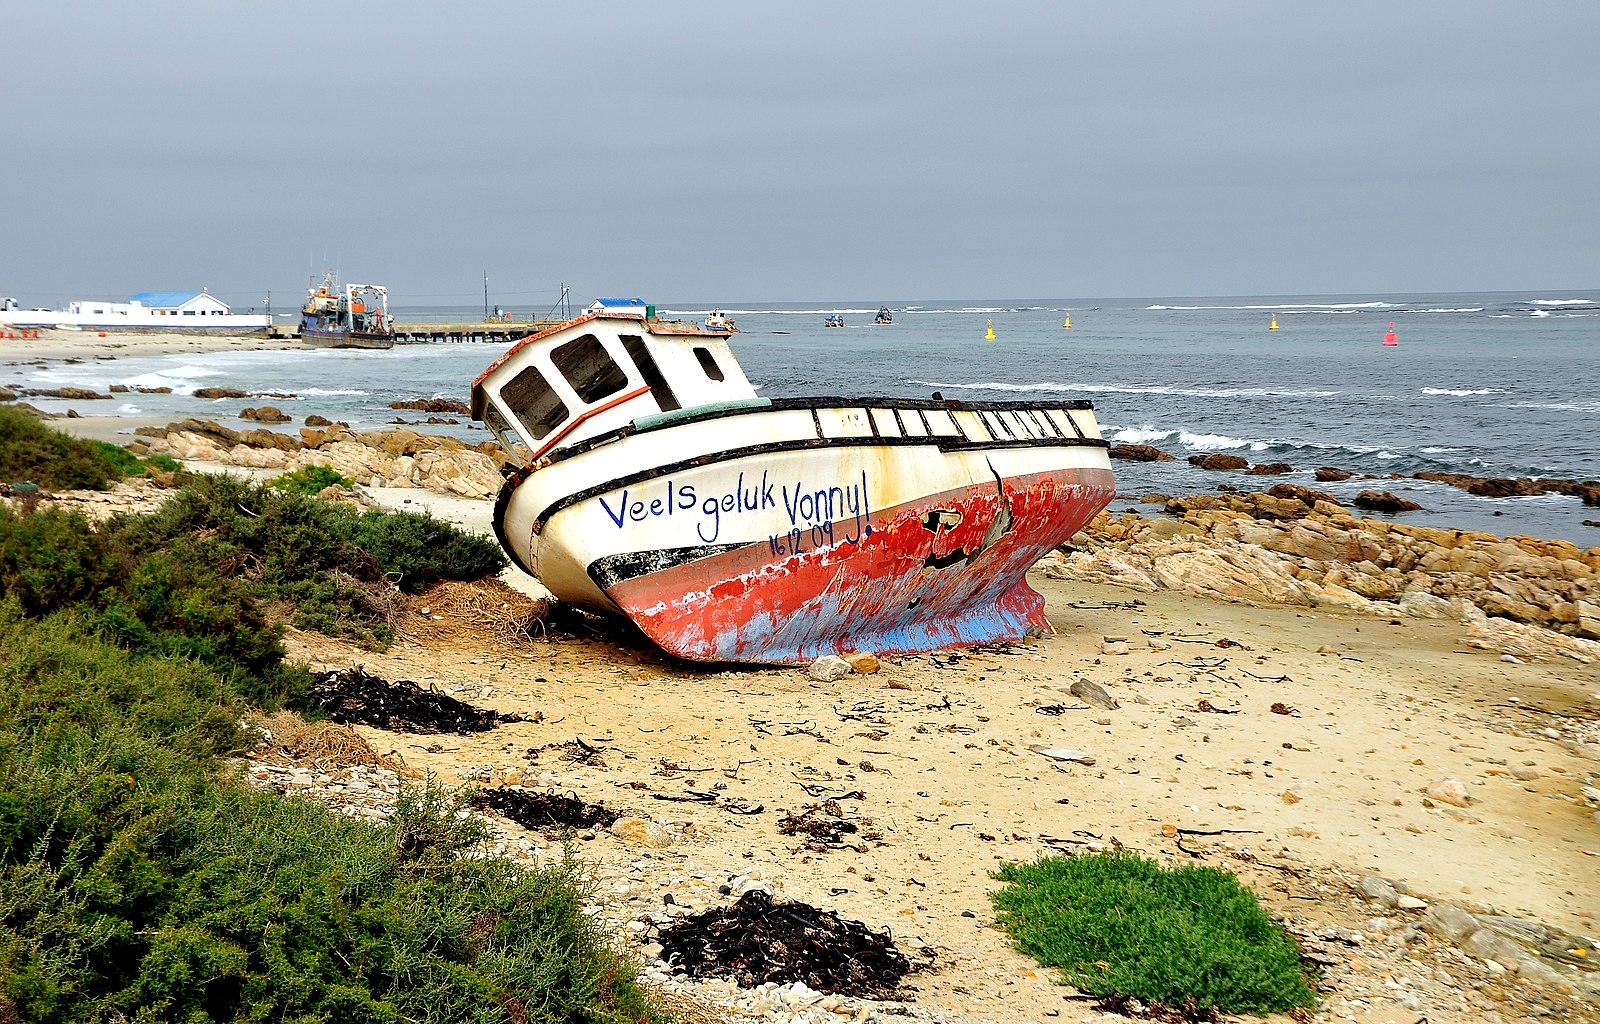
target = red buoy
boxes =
[1382,322,1398,347]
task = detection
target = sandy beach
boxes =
[39,439,1598,1023]
[0,327,294,364]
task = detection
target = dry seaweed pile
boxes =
[399,578,551,646]
[471,788,618,832]
[658,890,910,998]
[308,667,515,734]
[777,800,881,850]
[248,710,407,773]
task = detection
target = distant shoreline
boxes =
[0,327,298,364]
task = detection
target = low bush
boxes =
[0,407,127,491]
[991,852,1317,1016]
[268,463,354,495]
[107,474,506,642]
[0,608,656,1024]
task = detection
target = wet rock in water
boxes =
[109,384,129,393]
[1354,489,1422,513]
[1188,453,1249,471]
[658,890,910,998]
[240,405,291,423]
[1265,482,1341,507]
[308,667,514,734]
[390,397,471,415]
[1069,678,1120,710]
[193,387,250,399]
[1315,466,1356,482]
[1246,461,1294,476]
[1424,777,1472,807]
[27,386,109,400]
[304,413,335,427]
[135,385,173,394]
[1109,443,1174,462]
[472,788,617,832]
[808,654,852,682]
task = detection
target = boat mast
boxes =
[483,270,489,321]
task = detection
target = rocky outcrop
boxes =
[240,405,291,423]
[1046,489,1600,659]
[1188,453,1249,471]
[1354,490,1422,513]
[1414,470,1600,506]
[25,386,109,400]
[1245,461,1293,475]
[193,387,250,399]
[1108,443,1174,462]
[1315,466,1356,482]
[391,398,471,415]
[136,419,509,500]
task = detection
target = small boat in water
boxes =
[471,303,1116,664]
[704,308,738,331]
[299,272,395,349]
[824,315,846,328]
[875,306,894,325]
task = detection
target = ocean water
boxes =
[12,290,1600,543]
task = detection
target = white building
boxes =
[0,289,272,331]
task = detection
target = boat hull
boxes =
[498,425,1114,663]
[299,327,395,350]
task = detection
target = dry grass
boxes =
[397,577,552,647]
[248,709,410,774]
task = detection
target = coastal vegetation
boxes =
[0,414,646,1024]
[991,852,1318,1016]
[0,406,176,491]
[267,463,355,495]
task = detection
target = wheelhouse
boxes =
[471,311,757,467]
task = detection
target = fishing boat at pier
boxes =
[471,304,1115,663]
[299,272,395,349]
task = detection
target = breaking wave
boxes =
[1421,387,1506,396]
[1146,301,1393,311]
[1527,299,1595,307]
[908,379,1342,399]
[303,387,369,396]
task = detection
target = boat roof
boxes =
[470,311,734,413]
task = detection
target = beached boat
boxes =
[299,272,395,349]
[471,306,1115,663]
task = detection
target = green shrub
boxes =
[109,474,505,640]
[0,508,115,616]
[0,407,127,491]
[269,464,354,495]
[991,852,1317,1015]
[0,610,656,1024]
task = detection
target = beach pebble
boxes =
[1069,678,1120,710]
[808,655,852,682]
[1359,875,1400,907]
[843,652,880,674]
[610,817,672,849]
[1425,778,1472,807]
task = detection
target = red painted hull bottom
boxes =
[600,468,1115,664]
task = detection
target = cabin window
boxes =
[551,333,628,404]
[620,335,681,412]
[693,346,725,382]
[483,403,531,462]
[500,364,569,440]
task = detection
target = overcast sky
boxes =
[2,2,1595,307]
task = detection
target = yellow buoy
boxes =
[1269,313,1280,331]
[1062,312,1072,330]
[985,318,996,342]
